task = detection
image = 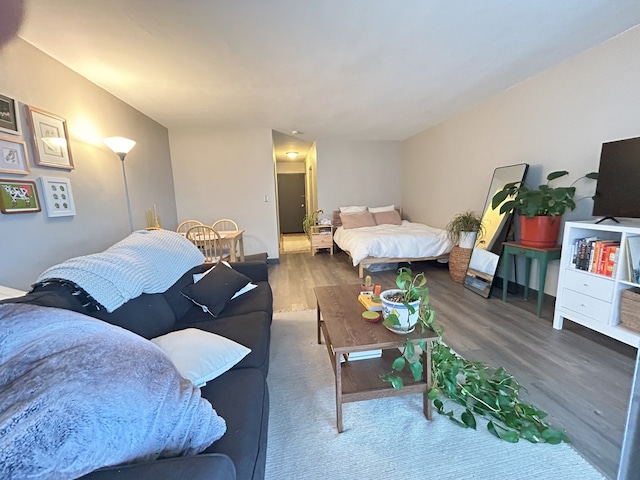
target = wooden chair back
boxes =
[211,218,239,232]
[176,219,203,234]
[185,225,222,263]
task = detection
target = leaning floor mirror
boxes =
[464,163,529,298]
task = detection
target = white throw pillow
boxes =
[192,264,257,299]
[339,205,367,213]
[368,204,395,213]
[151,329,251,387]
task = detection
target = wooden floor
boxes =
[268,249,637,479]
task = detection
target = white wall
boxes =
[0,39,177,290]
[169,127,279,259]
[276,161,305,174]
[402,25,640,295]
[316,140,403,214]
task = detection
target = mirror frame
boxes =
[464,163,529,298]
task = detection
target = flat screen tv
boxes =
[592,135,640,221]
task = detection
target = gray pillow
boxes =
[0,303,226,479]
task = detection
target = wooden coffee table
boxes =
[315,284,438,432]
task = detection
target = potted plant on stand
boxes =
[381,268,567,444]
[302,209,323,236]
[445,211,484,283]
[491,170,597,248]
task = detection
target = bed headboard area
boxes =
[333,207,402,227]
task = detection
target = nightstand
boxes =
[310,224,335,255]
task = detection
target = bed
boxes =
[332,208,452,278]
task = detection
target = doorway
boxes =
[277,173,306,234]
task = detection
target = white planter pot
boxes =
[458,231,478,249]
[380,289,420,333]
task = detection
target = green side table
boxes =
[501,242,562,317]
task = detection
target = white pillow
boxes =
[192,264,257,299]
[339,205,367,213]
[151,329,251,387]
[368,204,395,213]
[231,282,257,299]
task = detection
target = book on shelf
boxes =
[570,237,620,275]
[340,349,382,362]
[626,236,640,284]
[358,294,382,311]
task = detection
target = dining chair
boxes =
[211,218,239,260]
[176,219,203,234]
[185,225,223,263]
[211,219,239,232]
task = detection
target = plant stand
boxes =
[449,246,472,283]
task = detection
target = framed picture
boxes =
[39,176,76,217]
[0,93,20,136]
[0,179,41,214]
[0,135,29,175]
[26,105,74,170]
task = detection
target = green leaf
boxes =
[405,340,415,359]
[461,409,477,429]
[390,375,403,390]
[499,430,520,443]
[428,388,439,400]
[541,428,567,445]
[585,172,598,180]
[547,170,569,181]
[409,360,422,381]
[487,421,500,439]
[391,357,406,371]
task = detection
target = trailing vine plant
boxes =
[380,268,568,444]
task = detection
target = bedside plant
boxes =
[302,209,323,235]
[380,268,567,444]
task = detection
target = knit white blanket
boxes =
[37,230,205,312]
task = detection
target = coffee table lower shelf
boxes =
[319,320,432,433]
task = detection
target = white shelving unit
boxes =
[554,220,640,347]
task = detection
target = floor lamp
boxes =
[104,136,137,233]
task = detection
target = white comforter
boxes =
[334,220,453,266]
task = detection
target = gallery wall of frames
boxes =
[0,92,76,217]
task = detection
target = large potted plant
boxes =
[445,211,485,283]
[381,268,567,444]
[491,170,598,248]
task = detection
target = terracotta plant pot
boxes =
[519,215,562,248]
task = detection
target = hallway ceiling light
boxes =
[286,151,298,159]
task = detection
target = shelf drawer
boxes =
[560,288,612,324]
[563,268,614,302]
[312,235,333,248]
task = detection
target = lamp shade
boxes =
[286,151,298,159]
[104,136,136,155]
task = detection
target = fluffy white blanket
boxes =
[37,229,205,312]
[333,220,452,266]
[0,303,225,479]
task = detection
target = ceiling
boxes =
[17,1,640,156]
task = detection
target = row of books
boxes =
[570,237,620,277]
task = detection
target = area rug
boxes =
[281,234,310,253]
[265,310,606,480]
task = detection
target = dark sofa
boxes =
[1,260,272,480]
